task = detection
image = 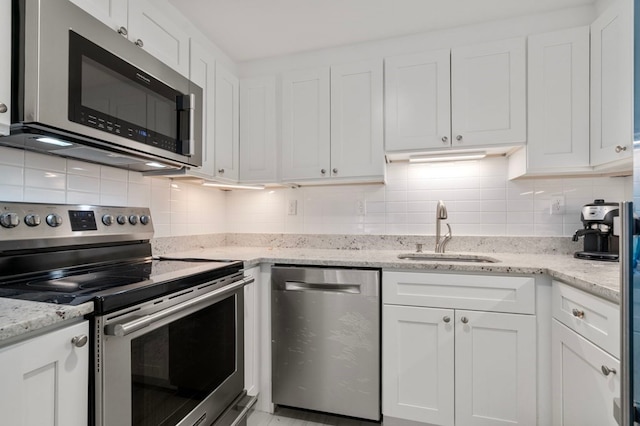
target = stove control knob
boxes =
[129,215,138,225]
[46,213,63,227]
[24,214,41,227]
[0,212,20,228]
[140,215,150,225]
[102,214,115,226]
[116,215,127,225]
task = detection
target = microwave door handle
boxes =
[177,93,195,156]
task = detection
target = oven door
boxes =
[96,276,251,426]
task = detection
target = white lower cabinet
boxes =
[551,320,619,426]
[0,321,89,426]
[382,271,537,426]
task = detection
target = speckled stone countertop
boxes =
[161,246,621,303]
[0,300,94,346]
[0,244,620,345]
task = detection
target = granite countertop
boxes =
[0,299,94,346]
[162,247,621,303]
[0,247,620,345]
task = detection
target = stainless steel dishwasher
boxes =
[271,266,381,421]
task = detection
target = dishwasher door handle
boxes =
[284,281,361,294]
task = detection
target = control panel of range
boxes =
[0,202,154,252]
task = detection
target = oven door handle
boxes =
[104,276,254,337]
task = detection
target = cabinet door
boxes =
[382,305,454,425]
[281,67,331,181]
[215,65,240,182]
[385,50,451,152]
[127,0,190,76]
[528,27,590,170]
[590,1,633,165]
[330,60,384,179]
[69,0,128,32]
[189,40,216,179]
[552,320,619,426]
[0,0,10,135]
[455,310,536,426]
[451,38,526,147]
[0,321,89,426]
[240,76,277,183]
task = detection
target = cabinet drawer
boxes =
[383,271,535,314]
[552,281,619,358]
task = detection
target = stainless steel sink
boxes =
[397,253,500,263]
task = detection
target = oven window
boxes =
[130,295,237,426]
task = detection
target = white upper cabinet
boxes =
[385,50,451,152]
[0,0,10,135]
[70,0,190,76]
[189,40,216,179]
[240,76,277,183]
[215,65,240,182]
[69,0,128,32]
[127,0,190,76]
[330,59,384,179]
[451,38,526,147]
[281,67,331,181]
[509,26,591,178]
[281,61,384,182]
[590,0,633,166]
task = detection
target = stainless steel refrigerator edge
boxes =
[271,266,381,421]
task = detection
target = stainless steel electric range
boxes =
[0,201,256,426]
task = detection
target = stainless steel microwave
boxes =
[4,0,203,172]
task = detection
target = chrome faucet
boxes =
[435,200,452,253]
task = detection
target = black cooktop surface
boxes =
[0,258,243,313]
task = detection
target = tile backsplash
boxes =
[0,147,226,238]
[227,157,632,237]
[0,147,631,238]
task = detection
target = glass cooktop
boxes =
[0,258,243,313]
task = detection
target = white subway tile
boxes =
[128,182,151,207]
[25,168,66,189]
[67,174,100,192]
[0,185,23,201]
[364,223,386,234]
[0,165,24,186]
[0,147,24,166]
[507,211,534,224]
[366,201,386,214]
[100,193,128,206]
[101,166,129,181]
[25,151,66,173]
[506,223,535,236]
[406,224,430,235]
[24,187,65,203]
[67,160,100,177]
[67,191,100,205]
[386,202,407,213]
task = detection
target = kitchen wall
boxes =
[0,146,630,239]
[227,157,632,237]
[0,147,226,238]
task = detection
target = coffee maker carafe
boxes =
[573,199,619,261]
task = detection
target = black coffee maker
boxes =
[572,199,619,261]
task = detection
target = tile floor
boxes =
[247,407,380,426]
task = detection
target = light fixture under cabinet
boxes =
[409,151,487,163]
[202,182,265,190]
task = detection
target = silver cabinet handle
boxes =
[602,365,617,376]
[218,169,225,174]
[456,135,463,142]
[443,316,451,323]
[71,334,88,348]
[332,168,338,174]
[442,136,448,143]
[105,277,254,337]
[117,26,128,37]
[615,145,627,153]
[285,281,360,294]
[0,103,7,114]
[461,316,469,324]
[135,39,144,48]
[572,308,585,319]
[321,169,326,175]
